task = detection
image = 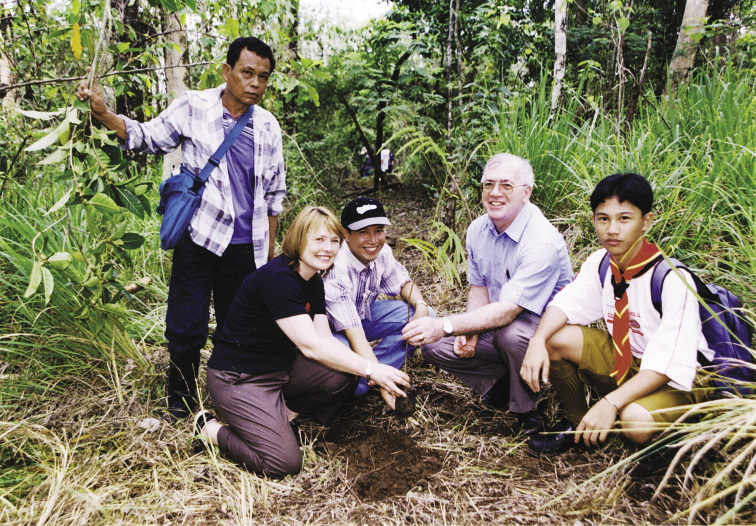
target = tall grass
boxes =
[0,182,153,410]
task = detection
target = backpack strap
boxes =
[598,251,610,284]
[649,258,675,317]
[197,105,255,184]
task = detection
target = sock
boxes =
[550,359,589,426]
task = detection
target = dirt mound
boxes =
[324,427,443,501]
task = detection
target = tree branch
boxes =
[0,61,215,96]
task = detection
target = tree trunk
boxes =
[668,0,709,90]
[626,31,652,125]
[282,0,299,133]
[550,0,567,112]
[373,50,411,191]
[0,1,17,108]
[162,11,189,180]
[445,0,454,139]
[113,0,148,121]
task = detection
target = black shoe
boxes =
[193,410,217,453]
[166,390,196,422]
[165,361,199,422]
[527,421,577,457]
[194,410,217,435]
[514,410,544,436]
[482,377,510,410]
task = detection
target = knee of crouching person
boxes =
[265,450,303,479]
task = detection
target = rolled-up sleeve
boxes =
[121,96,188,154]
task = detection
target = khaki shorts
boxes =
[578,326,710,424]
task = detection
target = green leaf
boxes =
[42,267,54,304]
[306,84,320,107]
[117,187,144,218]
[45,190,72,216]
[83,275,100,291]
[24,260,42,298]
[119,233,145,250]
[15,108,64,120]
[88,193,121,215]
[618,17,630,33]
[102,302,129,318]
[226,19,239,38]
[46,252,73,270]
[133,182,151,196]
[25,109,78,152]
[39,148,68,166]
[26,123,68,152]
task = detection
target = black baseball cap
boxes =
[341,197,392,231]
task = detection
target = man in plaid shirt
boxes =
[77,37,286,421]
[324,197,431,410]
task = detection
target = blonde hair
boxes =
[281,206,346,275]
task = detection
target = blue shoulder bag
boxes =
[156,105,254,250]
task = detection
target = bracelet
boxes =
[602,396,620,412]
[365,360,373,383]
[416,300,429,308]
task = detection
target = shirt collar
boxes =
[342,241,374,272]
[484,202,532,242]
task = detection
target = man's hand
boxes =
[453,334,477,358]
[402,317,444,346]
[75,67,128,140]
[575,398,617,446]
[76,69,109,118]
[520,339,550,393]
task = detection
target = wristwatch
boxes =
[441,317,453,336]
[365,360,373,383]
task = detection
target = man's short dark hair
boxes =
[590,173,654,215]
[226,37,276,72]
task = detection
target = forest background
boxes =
[1,0,756,524]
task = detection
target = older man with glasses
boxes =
[402,153,573,435]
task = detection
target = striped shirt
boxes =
[121,84,285,266]
[324,243,411,332]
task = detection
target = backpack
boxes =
[598,252,755,395]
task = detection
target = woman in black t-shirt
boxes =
[195,206,410,478]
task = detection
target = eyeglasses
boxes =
[481,181,528,194]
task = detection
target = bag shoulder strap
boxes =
[650,258,713,317]
[196,105,255,184]
[598,251,610,284]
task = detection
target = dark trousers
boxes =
[165,233,256,395]
[207,353,356,478]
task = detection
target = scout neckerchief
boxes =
[609,239,663,385]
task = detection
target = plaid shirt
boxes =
[121,84,285,265]
[324,243,411,331]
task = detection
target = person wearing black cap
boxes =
[323,197,431,409]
